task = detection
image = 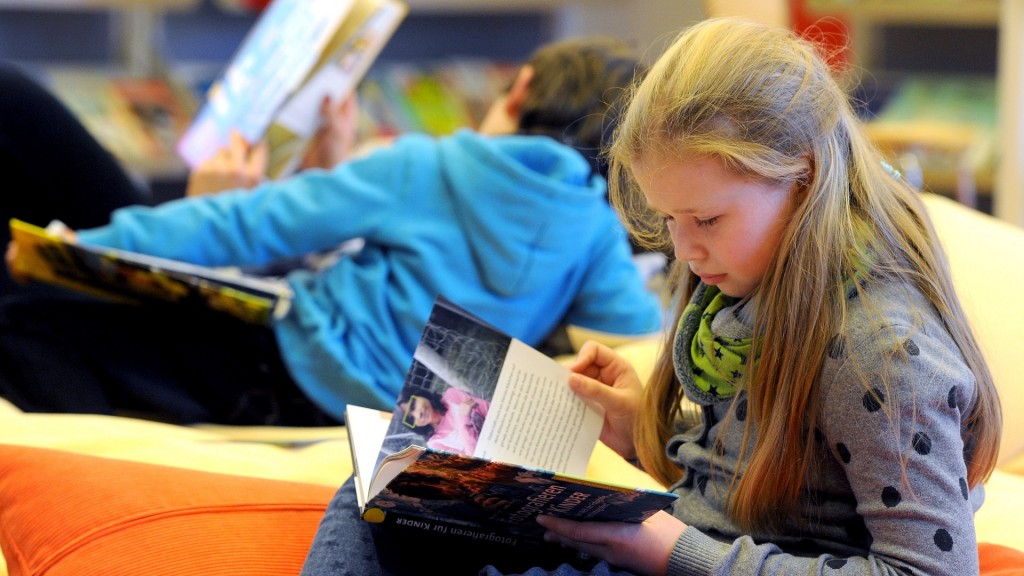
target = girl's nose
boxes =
[671,226,705,263]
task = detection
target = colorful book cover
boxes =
[9,219,291,326]
[361,447,677,549]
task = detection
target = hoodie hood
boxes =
[437,130,609,296]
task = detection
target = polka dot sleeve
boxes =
[815,310,981,574]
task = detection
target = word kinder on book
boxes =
[345,296,677,548]
[178,0,407,179]
[8,218,292,326]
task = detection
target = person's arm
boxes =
[562,214,664,338]
[658,319,984,576]
[545,306,982,575]
[75,136,423,268]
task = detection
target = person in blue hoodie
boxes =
[0,36,663,426]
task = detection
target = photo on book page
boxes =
[374,296,603,478]
[378,298,509,462]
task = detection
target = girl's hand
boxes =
[537,511,687,576]
[566,340,644,461]
[300,93,360,171]
[186,131,267,197]
[457,397,476,417]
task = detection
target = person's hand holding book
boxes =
[185,131,267,197]
[299,93,361,171]
[536,509,687,576]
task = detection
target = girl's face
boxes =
[634,153,796,298]
[403,395,438,427]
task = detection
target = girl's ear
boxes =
[798,154,814,187]
[503,65,535,118]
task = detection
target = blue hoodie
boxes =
[78,129,663,419]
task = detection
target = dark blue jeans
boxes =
[300,476,637,576]
[0,293,338,426]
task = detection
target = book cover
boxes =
[177,0,406,179]
[346,296,677,548]
[8,219,292,326]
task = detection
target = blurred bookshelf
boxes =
[0,1,542,200]
[806,0,1002,213]
[0,0,706,204]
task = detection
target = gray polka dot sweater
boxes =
[665,281,983,575]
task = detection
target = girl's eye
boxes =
[695,216,718,228]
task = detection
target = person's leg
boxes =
[0,293,337,426]
[300,477,393,576]
[0,62,155,296]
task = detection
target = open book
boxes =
[177,0,407,179]
[346,296,677,548]
[8,219,292,326]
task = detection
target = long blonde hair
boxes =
[608,18,1001,533]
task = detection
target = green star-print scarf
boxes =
[673,283,751,402]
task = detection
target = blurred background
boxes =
[1,0,1019,225]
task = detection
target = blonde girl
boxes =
[547,17,1002,576]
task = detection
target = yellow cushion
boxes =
[0,409,349,487]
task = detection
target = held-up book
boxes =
[177,0,407,179]
[8,218,292,326]
[346,296,677,548]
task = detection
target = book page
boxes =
[345,404,395,505]
[474,339,602,477]
[373,296,603,479]
[273,0,405,138]
[263,0,406,178]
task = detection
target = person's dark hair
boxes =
[396,387,447,437]
[517,36,646,179]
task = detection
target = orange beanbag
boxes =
[980,541,1024,575]
[0,444,336,576]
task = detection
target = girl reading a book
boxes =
[299,17,1002,576]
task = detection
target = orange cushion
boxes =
[980,542,1024,575]
[0,444,337,576]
